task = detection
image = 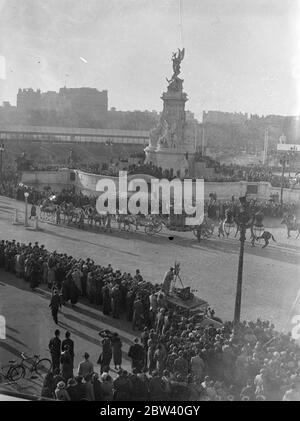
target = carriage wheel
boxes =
[205,229,213,238]
[152,222,162,233]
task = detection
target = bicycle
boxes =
[0,359,24,383]
[8,352,52,381]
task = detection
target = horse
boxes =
[65,205,85,226]
[40,203,57,221]
[256,231,276,248]
[194,216,215,242]
[83,206,105,227]
[281,215,300,239]
[115,212,136,231]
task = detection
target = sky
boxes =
[0,0,300,120]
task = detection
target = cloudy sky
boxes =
[0,0,299,119]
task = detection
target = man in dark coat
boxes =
[128,338,145,373]
[102,285,111,315]
[111,333,122,370]
[49,290,61,324]
[55,263,65,291]
[126,289,134,321]
[111,284,121,319]
[113,370,131,400]
[49,329,61,373]
[62,331,75,366]
[132,295,143,331]
[97,337,112,373]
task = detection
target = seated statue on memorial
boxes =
[158,119,171,148]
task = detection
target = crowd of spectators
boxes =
[1,239,300,401]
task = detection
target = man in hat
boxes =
[49,289,61,325]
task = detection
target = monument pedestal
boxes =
[144,49,196,178]
[149,148,191,178]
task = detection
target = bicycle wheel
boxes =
[9,365,25,381]
[35,358,52,376]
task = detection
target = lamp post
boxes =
[233,199,249,328]
[0,143,4,185]
[280,153,287,206]
[24,192,29,227]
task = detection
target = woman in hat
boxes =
[60,344,73,383]
[55,381,71,401]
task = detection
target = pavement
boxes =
[0,195,299,396]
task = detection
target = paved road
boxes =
[0,195,299,394]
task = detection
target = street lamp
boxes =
[280,153,287,205]
[233,197,250,328]
[24,192,29,227]
[0,143,4,185]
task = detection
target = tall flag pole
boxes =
[178,0,183,48]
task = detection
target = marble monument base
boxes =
[146,147,192,178]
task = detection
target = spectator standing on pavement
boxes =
[100,373,114,401]
[132,294,143,331]
[111,332,123,370]
[62,331,74,366]
[73,376,86,401]
[60,344,73,383]
[48,329,61,374]
[98,337,112,373]
[49,289,61,325]
[84,374,95,401]
[77,352,94,378]
[128,338,145,373]
[41,372,55,399]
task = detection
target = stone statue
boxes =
[166,48,185,93]
[172,48,185,77]
[158,119,171,148]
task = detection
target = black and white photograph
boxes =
[0,0,300,407]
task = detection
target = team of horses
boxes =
[39,198,300,247]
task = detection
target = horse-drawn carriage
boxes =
[39,191,215,240]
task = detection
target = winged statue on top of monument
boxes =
[172,48,185,76]
[166,48,185,93]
